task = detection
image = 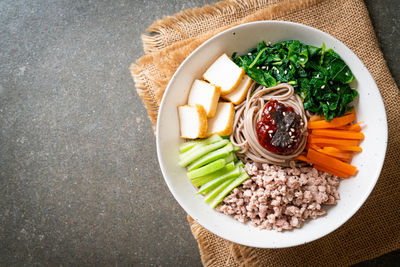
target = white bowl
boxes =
[156,21,387,248]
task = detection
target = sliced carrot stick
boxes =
[348,121,364,132]
[313,165,350,178]
[327,145,362,152]
[335,125,350,130]
[295,155,312,163]
[308,136,359,146]
[308,111,356,129]
[318,147,352,161]
[307,148,357,176]
[309,115,325,122]
[311,129,365,140]
[309,143,321,151]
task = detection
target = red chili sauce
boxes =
[256,100,302,155]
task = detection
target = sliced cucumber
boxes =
[196,165,241,195]
[191,162,235,186]
[187,143,234,171]
[223,152,235,164]
[179,143,204,160]
[178,139,229,167]
[232,145,241,152]
[179,141,196,153]
[209,172,249,208]
[204,177,235,203]
[179,134,222,157]
[187,159,226,179]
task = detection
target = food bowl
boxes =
[156,21,387,248]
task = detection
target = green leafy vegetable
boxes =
[232,40,357,120]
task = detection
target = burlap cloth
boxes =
[130,0,400,265]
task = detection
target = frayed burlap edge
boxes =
[131,0,322,129]
[142,0,322,53]
[130,0,400,266]
[142,0,282,53]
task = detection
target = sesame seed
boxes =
[327,67,330,70]
[327,101,330,105]
[316,74,320,78]
[284,70,287,74]
[269,134,272,138]
[289,65,292,69]
[283,112,286,116]
[286,123,290,127]
[329,81,333,85]
[290,128,295,132]
[257,66,260,69]
[268,106,272,111]
[289,132,292,136]
[291,135,295,139]
[248,53,252,56]
[321,85,325,89]
[345,72,349,76]
[276,69,280,74]
[262,66,266,69]
[268,130,273,134]
[266,66,269,71]
[288,145,292,148]
[300,122,304,126]
[293,139,297,142]
[300,58,304,61]
[337,88,340,91]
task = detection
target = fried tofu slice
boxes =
[206,102,234,136]
[178,104,208,139]
[188,79,221,118]
[202,54,245,96]
[222,75,253,105]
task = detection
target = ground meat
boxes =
[216,162,341,232]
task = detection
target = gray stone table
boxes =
[1,0,399,265]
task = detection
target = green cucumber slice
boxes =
[232,145,241,152]
[187,159,226,179]
[223,152,235,164]
[209,172,250,208]
[196,166,241,195]
[179,134,222,157]
[187,143,234,171]
[191,162,235,186]
[179,142,196,153]
[178,139,229,167]
[204,178,235,203]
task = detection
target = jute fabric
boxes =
[130,0,400,265]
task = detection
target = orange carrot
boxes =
[311,129,364,140]
[348,121,364,132]
[309,115,324,122]
[328,145,363,152]
[318,147,352,161]
[307,148,357,176]
[309,143,321,151]
[295,155,312,163]
[308,111,356,129]
[308,135,359,146]
[313,165,350,178]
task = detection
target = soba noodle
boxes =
[230,83,308,166]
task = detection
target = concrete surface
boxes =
[0,0,398,266]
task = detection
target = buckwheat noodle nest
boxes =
[230,83,308,166]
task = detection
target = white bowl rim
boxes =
[156,20,388,248]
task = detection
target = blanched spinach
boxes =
[232,40,357,120]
